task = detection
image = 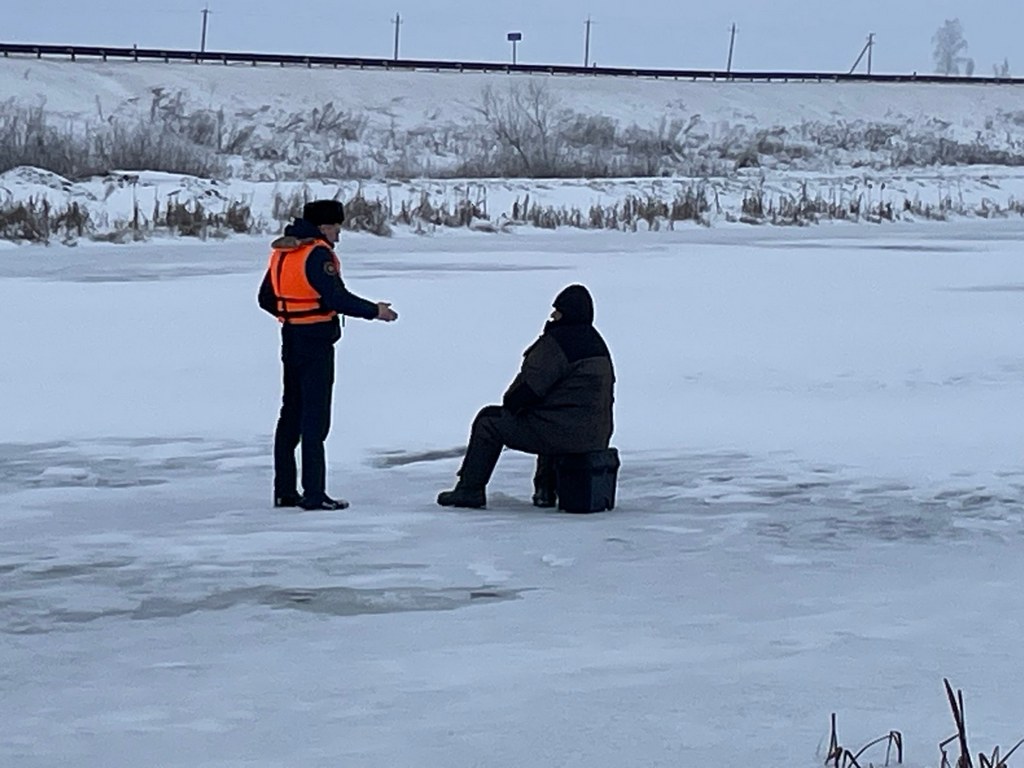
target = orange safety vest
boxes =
[266,239,340,325]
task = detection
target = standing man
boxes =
[259,199,398,511]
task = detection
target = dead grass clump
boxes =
[0,102,225,180]
[939,679,1023,768]
[343,193,392,236]
[825,713,903,768]
[826,679,1022,768]
[0,197,91,243]
[508,185,709,231]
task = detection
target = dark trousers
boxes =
[273,340,335,502]
[458,405,556,492]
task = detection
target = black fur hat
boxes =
[302,199,345,226]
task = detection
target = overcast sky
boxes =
[5,0,1021,75]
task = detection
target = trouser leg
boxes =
[273,354,302,496]
[299,346,335,502]
[533,455,557,494]
[457,406,508,489]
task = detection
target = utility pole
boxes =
[583,16,593,67]
[726,22,736,73]
[848,32,875,75]
[200,6,210,53]
[391,13,402,61]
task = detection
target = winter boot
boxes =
[436,483,486,509]
[299,495,350,511]
[274,492,302,508]
[531,455,558,508]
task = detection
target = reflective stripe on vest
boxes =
[267,240,340,325]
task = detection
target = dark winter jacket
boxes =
[502,285,615,453]
[258,218,378,345]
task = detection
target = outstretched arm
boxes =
[306,247,397,321]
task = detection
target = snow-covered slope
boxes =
[7,57,1023,138]
[3,57,1024,241]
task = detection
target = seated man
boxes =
[437,284,615,509]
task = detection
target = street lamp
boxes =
[507,32,522,65]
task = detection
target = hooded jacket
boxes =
[258,218,378,344]
[502,285,615,453]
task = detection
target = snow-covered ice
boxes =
[3,222,1024,767]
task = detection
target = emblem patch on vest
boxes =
[324,262,338,276]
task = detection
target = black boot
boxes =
[532,455,558,508]
[274,492,302,508]
[299,494,350,511]
[437,483,486,509]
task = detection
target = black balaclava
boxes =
[552,284,594,326]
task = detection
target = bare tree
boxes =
[475,82,566,176]
[932,18,969,75]
[477,84,534,173]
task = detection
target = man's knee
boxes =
[473,404,505,425]
[470,405,508,444]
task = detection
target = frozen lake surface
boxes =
[3,222,1024,767]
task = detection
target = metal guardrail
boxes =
[1,41,1021,85]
